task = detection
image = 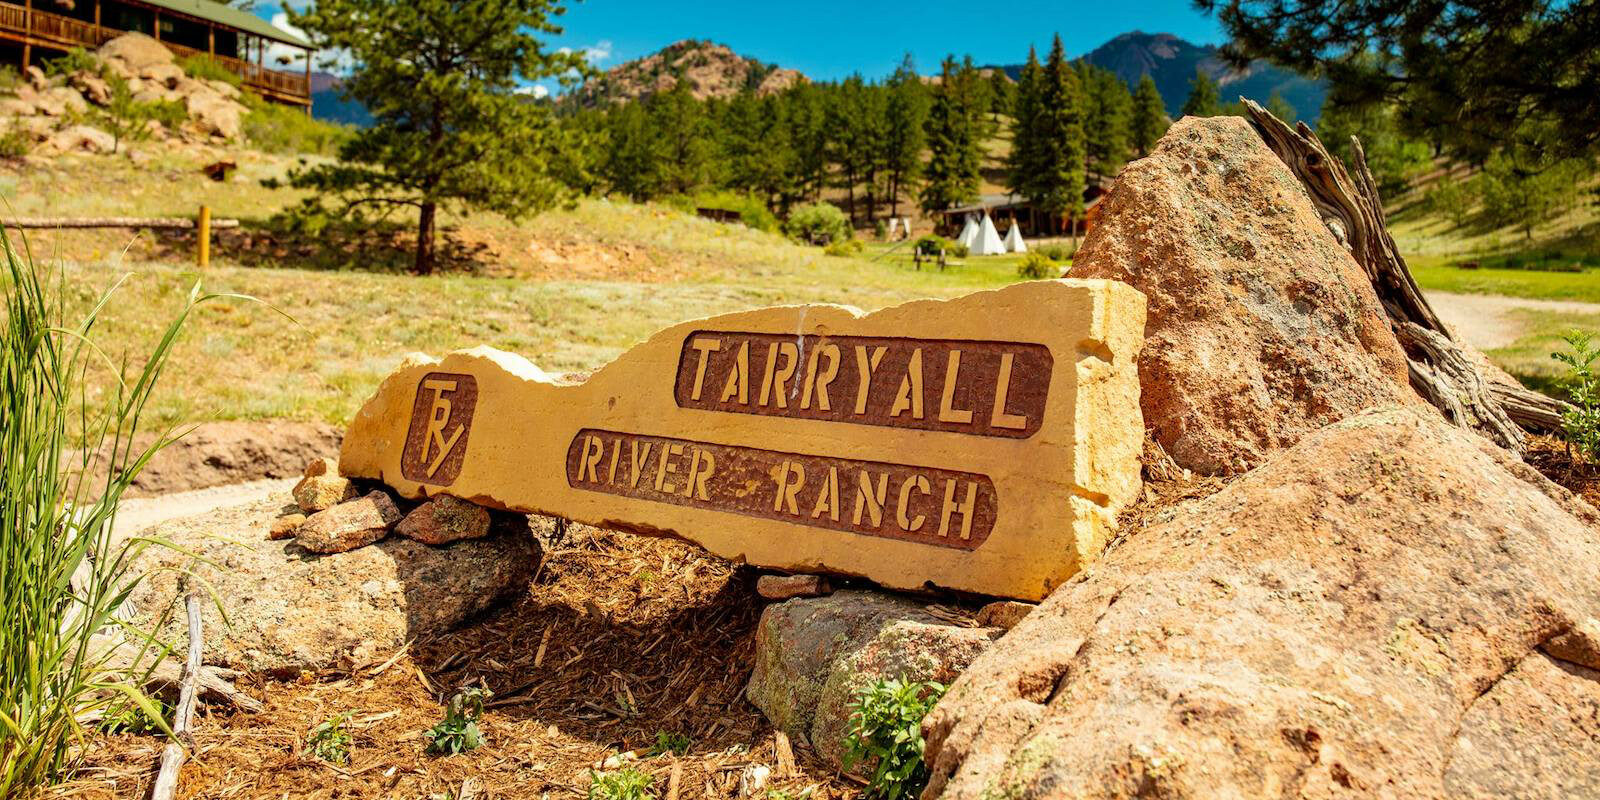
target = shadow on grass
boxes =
[148,217,495,274]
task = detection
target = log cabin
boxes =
[0,0,312,108]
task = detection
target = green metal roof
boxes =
[140,0,311,48]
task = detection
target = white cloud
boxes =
[558,40,614,66]
[515,84,552,99]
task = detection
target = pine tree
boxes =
[783,83,830,201]
[882,54,929,219]
[1081,63,1132,181]
[286,0,590,274]
[650,81,715,195]
[1180,69,1222,118]
[600,101,665,201]
[1130,74,1168,155]
[1005,47,1042,199]
[1031,35,1087,235]
[724,91,796,210]
[1266,90,1297,124]
[920,55,983,217]
[827,75,881,224]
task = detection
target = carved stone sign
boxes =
[340,279,1146,600]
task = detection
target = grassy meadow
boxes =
[4,144,1597,429]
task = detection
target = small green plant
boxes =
[0,126,30,159]
[783,202,851,246]
[43,47,101,78]
[824,238,864,257]
[1552,330,1600,463]
[647,730,691,756]
[588,767,656,800]
[0,65,19,91]
[1038,243,1069,261]
[425,687,492,755]
[1016,251,1056,280]
[306,713,353,764]
[241,92,353,156]
[842,676,947,800]
[100,698,172,735]
[178,54,243,87]
[914,235,949,256]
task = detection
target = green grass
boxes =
[0,231,197,793]
[1410,257,1600,304]
[1485,308,1600,388]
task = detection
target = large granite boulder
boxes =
[128,497,539,675]
[747,591,999,770]
[98,33,175,76]
[1072,116,1418,475]
[922,406,1600,799]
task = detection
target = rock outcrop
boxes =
[128,497,540,675]
[1071,116,1418,475]
[1,32,250,153]
[747,591,999,771]
[922,406,1600,800]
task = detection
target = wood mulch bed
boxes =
[49,527,858,800]
[1525,433,1600,509]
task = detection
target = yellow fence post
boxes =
[197,206,211,269]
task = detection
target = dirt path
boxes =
[1425,291,1600,351]
[113,477,294,539]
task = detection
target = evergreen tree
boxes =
[920,55,983,217]
[987,70,1013,118]
[1031,35,1087,235]
[882,54,929,218]
[287,0,589,274]
[600,101,665,201]
[1316,96,1432,197]
[1130,74,1168,155]
[1180,69,1221,118]
[1266,90,1297,124]
[724,92,796,210]
[650,81,715,195]
[827,75,882,224]
[1005,47,1043,199]
[783,83,831,201]
[1082,63,1132,180]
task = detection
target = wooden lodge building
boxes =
[0,0,312,107]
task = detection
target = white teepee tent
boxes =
[971,213,1006,255]
[956,215,980,250]
[1002,221,1027,253]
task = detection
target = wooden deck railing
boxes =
[0,1,308,103]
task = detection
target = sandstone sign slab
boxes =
[340,279,1145,600]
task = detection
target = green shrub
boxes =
[783,202,851,245]
[824,238,864,257]
[665,190,778,232]
[842,676,947,800]
[913,235,948,256]
[0,127,30,159]
[0,229,219,794]
[241,92,353,156]
[589,768,655,800]
[0,66,19,92]
[1424,179,1477,228]
[647,730,691,757]
[307,713,353,764]
[425,687,491,755]
[178,54,242,87]
[1038,243,1069,261]
[43,47,100,78]
[1553,330,1600,463]
[872,218,887,239]
[1016,251,1056,280]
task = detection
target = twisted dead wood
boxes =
[1242,99,1568,447]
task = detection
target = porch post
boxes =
[94,0,101,41]
[153,10,160,42]
[302,45,311,116]
[22,0,30,69]
[208,25,214,56]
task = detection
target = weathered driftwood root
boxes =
[151,588,203,800]
[1242,99,1567,451]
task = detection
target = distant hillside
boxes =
[570,39,806,106]
[309,72,370,127]
[996,31,1327,124]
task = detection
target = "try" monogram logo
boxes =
[401,372,477,485]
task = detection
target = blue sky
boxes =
[257,0,1226,89]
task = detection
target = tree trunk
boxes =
[1241,99,1567,452]
[415,201,437,275]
